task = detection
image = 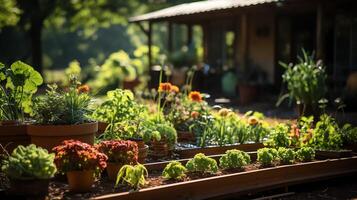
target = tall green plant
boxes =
[0,61,43,121]
[277,50,327,116]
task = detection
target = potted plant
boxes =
[53,140,107,192]
[277,50,327,118]
[28,76,97,151]
[96,140,138,180]
[0,61,43,152]
[2,144,57,197]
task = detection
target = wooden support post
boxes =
[168,22,173,53]
[148,22,153,68]
[187,24,193,46]
[239,13,249,71]
[316,3,324,60]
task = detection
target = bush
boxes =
[277,147,295,164]
[186,153,218,174]
[257,148,278,167]
[162,161,187,180]
[265,124,290,148]
[115,164,148,190]
[296,147,315,162]
[219,149,251,170]
[311,115,343,150]
[2,144,57,179]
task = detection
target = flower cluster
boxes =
[248,116,259,126]
[158,82,179,93]
[189,91,203,102]
[77,84,90,94]
[95,140,138,164]
[53,140,108,173]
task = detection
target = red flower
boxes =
[95,140,138,164]
[191,111,200,119]
[77,84,90,93]
[189,91,203,102]
[158,82,172,93]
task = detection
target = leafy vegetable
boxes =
[277,147,295,164]
[115,164,148,190]
[162,161,187,180]
[296,147,315,162]
[219,149,251,170]
[186,153,218,174]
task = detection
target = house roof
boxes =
[130,0,281,22]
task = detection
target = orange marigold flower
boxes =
[248,116,259,125]
[171,85,179,93]
[189,91,202,102]
[218,108,230,117]
[77,84,90,94]
[191,111,200,119]
[158,82,172,92]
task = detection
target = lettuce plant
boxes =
[277,147,295,164]
[219,149,250,170]
[186,153,218,174]
[311,114,343,150]
[2,144,56,179]
[115,164,148,190]
[257,148,278,167]
[162,161,187,180]
[265,123,290,148]
[296,147,315,162]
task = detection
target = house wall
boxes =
[247,12,276,84]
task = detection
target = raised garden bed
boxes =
[175,143,264,158]
[315,149,353,159]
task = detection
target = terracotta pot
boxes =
[238,84,258,105]
[177,131,195,142]
[7,178,49,197]
[106,162,122,181]
[0,121,30,153]
[27,122,97,152]
[97,122,108,136]
[67,170,95,192]
[151,140,169,157]
[130,139,148,163]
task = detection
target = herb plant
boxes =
[219,149,251,170]
[341,124,357,146]
[257,148,278,167]
[162,161,187,180]
[115,164,148,190]
[265,124,290,148]
[140,117,177,147]
[2,144,57,179]
[277,147,295,164]
[311,114,343,150]
[186,153,218,174]
[0,61,43,121]
[296,147,315,162]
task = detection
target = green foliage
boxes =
[296,147,315,162]
[265,124,290,148]
[277,50,327,114]
[219,149,251,170]
[341,124,357,145]
[0,61,43,121]
[115,164,148,190]
[311,114,343,150]
[186,153,218,174]
[257,148,278,167]
[63,60,82,85]
[0,0,20,28]
[2,144,57,180]
[162,161,187,180]
[140,117,177,147]
[277,147,295,164]
[32,77,91,125]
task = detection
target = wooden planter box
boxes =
[175,143,264,158]
[94,156,357,200]
[316,150,353,159]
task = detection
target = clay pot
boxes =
[106,163,122,181]
[0,121,30,153]
[67,170,95,192]
[27,122,98,152]
[130,139,149,163]
[7,178,49,197]
[177,131,195,143]
[97,122,108,136]
[151,140,169,157]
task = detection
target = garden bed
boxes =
[44,156,357,200]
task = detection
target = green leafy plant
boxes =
[115,164,148,190]
[265,123,290,148]
[341,124,357,146]
[186,153,218,174]
[140,117,177,147]
[0,61,43,121]
[296,147,315,162]
[162,161,187,180]
[277,50,327,116]
[311,114,343,150]
[257,148,278,167]
[277,147,295,164]
[32,76,91,125]
[2,144,57,179]
[219,149,251,170]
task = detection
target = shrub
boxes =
[186,153,218,174]
[311,115,343,150]
[115,164,148,190]
[265,124,290,148]
[53,140,107,174]
[219,149,251,170]
[162,161,187,180]
[2,144,56,179]
[257,148,278,167]
[95,140,138,164]
[277,147,296,164]
[296,147,315,162]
